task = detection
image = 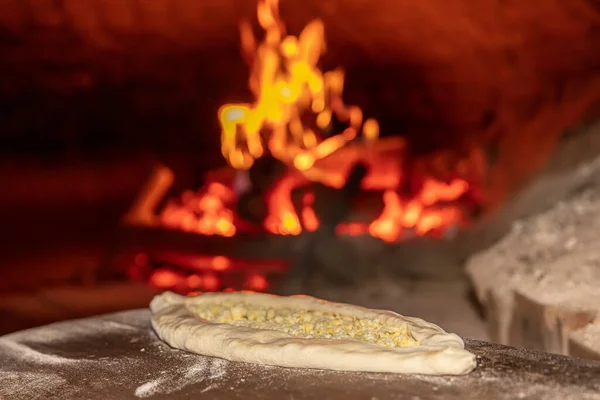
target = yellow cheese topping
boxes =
[193,302,419,348]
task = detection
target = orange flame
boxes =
[158,0,473,244]
[264,174,305,235]
[219,0,378,171]
[368,178,468,242]
[161,183,236,236]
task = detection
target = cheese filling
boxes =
[192,302,419,348]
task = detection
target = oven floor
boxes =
[1,309,597,400]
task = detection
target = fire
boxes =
[264,174,305,235]
[158,0,475,243]
[369,178,468,242]
[161,182,237,236]
[219,0,378,171]
[129,251,284,294]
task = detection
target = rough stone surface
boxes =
[466,155,600,354]
[1,309,599,400]
[509,291,596,355]
[570,322,600,362]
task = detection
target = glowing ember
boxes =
[129,252,282,294]
[157,0,474,243]
[244,273,269,291]
[212,256,231,271]
[368,178,469,241]
[149,268,183,289]
[161,182,237,236]
[301,191,319,232]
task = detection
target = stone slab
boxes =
[0,309,599,400]
[509,291,596,355]
[570,322,600,362]
[466,153,600,352]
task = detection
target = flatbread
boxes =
[150,291,477,375]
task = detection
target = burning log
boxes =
[314,163,369,232]
[278,163,369,293]
[122,165,174,226]
[117,223,297,261]
[236,156,288,224]
[247,156,288,193]
[236,191,268,226]
[290,186,385,225]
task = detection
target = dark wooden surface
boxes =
[1,309,599,399]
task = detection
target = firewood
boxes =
[117,224,297,261]
[277,163,369,293]
[248,156,288,194]
[235,190,269,225]
[123,165,174,226]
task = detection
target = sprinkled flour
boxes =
[0,338,83,365]
[0,371,69,399]
[3,318,147,345]
[1,309,598,399]
[134,356,230,398]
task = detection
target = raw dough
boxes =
[150,291,477,375]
